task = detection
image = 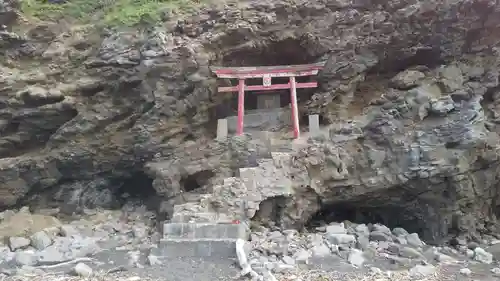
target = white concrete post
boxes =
[309,114,320,135]
[216,118,228,141]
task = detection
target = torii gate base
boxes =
[211,62,325,139]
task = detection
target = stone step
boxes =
[154,238,239,258]
[163,222,248,240]
[171,212,236,223]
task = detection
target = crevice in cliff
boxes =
[180,170,215,192]
[368,47,443,75]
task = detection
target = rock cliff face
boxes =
[1,0,500,244]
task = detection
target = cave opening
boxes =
[307,202,426,239]
[367,47,444,76]
[114,171,157,207]
[212,37,325,134]
[180,170,215,192]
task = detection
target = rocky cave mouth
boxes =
[307,202,426,240]
[180,170,215,192]
[113,171,158,208]
[212,37,326,132]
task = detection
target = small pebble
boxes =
[459,268,472,276]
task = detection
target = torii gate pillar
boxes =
[211,62,325,138]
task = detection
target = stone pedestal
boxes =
[216,118,228,140]
[309,114,320,135]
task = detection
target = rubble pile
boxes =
[246,221,500,279]
[0,205,158,276]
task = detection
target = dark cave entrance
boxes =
[307,201,426,240]
[114,171,158,208]
[180,170,215,192]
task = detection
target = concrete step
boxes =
[171,211,237,223]
[163,222,248,240]
[154,238,239,258]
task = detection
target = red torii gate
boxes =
[211,62,325,138]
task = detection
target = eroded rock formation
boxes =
[1,0,500,244]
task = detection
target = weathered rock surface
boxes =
[0,0,499,246]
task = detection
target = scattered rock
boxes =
[406,233,424,248]
[14,250,38,266]
[491,267,500,276]
[73,262,93,277]
[348,249,365,267]
[390,70,426,89]
[409,264,436,278]
[30,231,52,250]
[392,228,409,237]
[147,254,161,266]
[369,231,391,242]
[399,246,423,259]
[326,223,346,234]
[60,225,79,237]
[326,233,356,245]
[8,236,31,251]
[459,268,472,276]
[473,247,493,264]
[436,253,457,263]
[311,244,331,257]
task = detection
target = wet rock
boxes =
[73,262,93,277]
[473,247,493,264]
[8,236,30,251]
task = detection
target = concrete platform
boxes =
[154,238,239,258]
[163,222,248,240]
